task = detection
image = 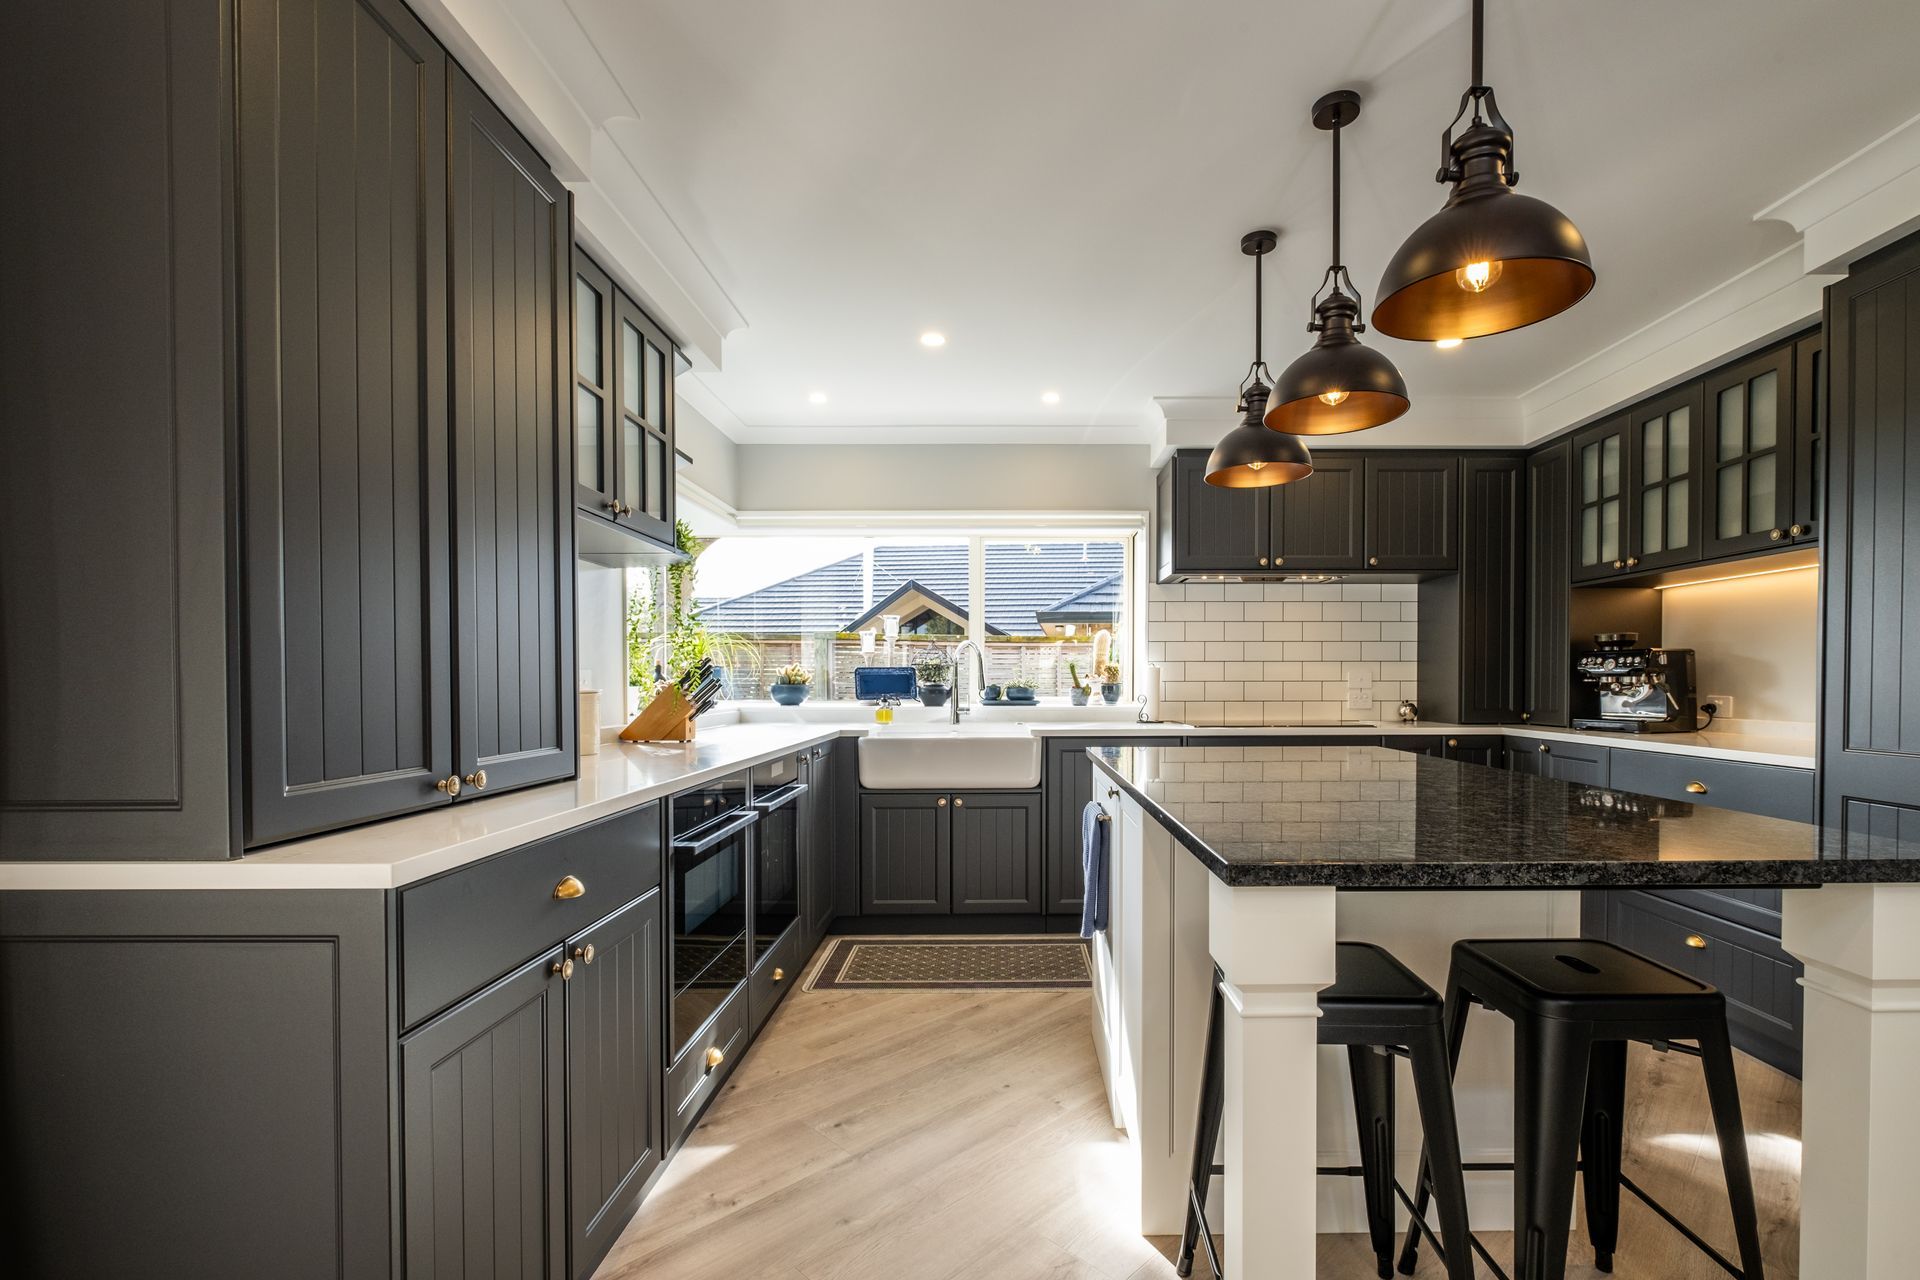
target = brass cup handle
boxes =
[1685,781,1708,794]
[464,769,487,791]
[553,875,586,900]
[435,775,461,797]
[573,943,595,964]
[772,967,785,982]
[704,1046,726,1073]
[1685,934,1708,950]
[553,958,575,980]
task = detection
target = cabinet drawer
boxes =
[667,986,746,1146]
[399,802,663,1028]
[1602,890,1802,1075]
[1608,750,1814,823]
[749,923,804,1032]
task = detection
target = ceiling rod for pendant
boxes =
[1471,0,1484,90]
[1330,118,1341,272]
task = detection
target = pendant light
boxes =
[1206,230,1313,488]
[1266,90,1411,436]
[1372,0,1595,341]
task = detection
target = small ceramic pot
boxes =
[1006,687,1036,703]
[982,684,1003,702]
[1100,683,1121,704]
[918,684,951,707]
[1069,687,1090,706]
[770,683,809,706]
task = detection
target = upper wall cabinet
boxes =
[2,0,577,857]
[575,251,678,557]
[1626,383,1704,573]
[1,0,236,858]
[1703,345,1797,558]
[1571,415,1630,581]
[1156,449,1455,581]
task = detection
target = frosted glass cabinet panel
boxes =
[1573,415,1630,580]
[1626,384,1702,572]
[574,248,678,547]
[1704,346,1795,557]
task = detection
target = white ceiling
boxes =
[558,0,1920,440]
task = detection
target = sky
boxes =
[692,535,965,601]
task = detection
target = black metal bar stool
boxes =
[1399,938,1766,1280]
[1176,942,1476,1279]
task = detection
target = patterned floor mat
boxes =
[803,936,1092,991]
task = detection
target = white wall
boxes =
[575,561,627,730]
[674,399,740,512]
[1658,565,1820,726]
[733,443,1154,515]
[1147,583,1417,727]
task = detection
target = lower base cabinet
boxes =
[1505,734,1611,785]
[1043,736,1181,916]
[860,790,1042,915]
[402,948,570,1280]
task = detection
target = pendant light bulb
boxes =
[1265,90,1410,437]
[1205,231,1314,489]
[1372,0,1593,340]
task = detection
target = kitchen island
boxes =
[1086,742,1920,1279]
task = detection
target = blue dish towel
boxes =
[1080,800,1110,938]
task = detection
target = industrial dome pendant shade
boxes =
[1371,0,1595,341]
[1266,90,1411,436]
[1205,230,1313,489]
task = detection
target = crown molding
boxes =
[1756,110,1920,274]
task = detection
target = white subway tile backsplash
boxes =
[1147,581,1421,724]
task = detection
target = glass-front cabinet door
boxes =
[1625,384,1702,572]
[1571,415,1630,581]
[616,291,675,545]
[1791,332,1824,544]
[574,255,618,516]
[1703,344,1795,558]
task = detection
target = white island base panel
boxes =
[1090,789,1920,1278]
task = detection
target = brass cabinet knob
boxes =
[936,797,948,807]
[553,874,586,900]
[1274,557,1285,567]
[773,967,785,982]
[1789,523,1806,536]
[1685,934,1708,950]
[1539,744,1551,753]
[1368,556,1381,567]
[704,1045,725,1072]
[435,775,461,796]
[604,499,621,514]
[1685,781,1708,794]
[1769,528,1785,541]
[464,769,487,791]
[553,957,575,980]
[954,797,964,807]
[1521,712,1532,722]
[1625,556,1640,567]
[1447,738,1459,747]
[1258,556,1268,566]
[573,943,595,964]
[1612,559,1625,570]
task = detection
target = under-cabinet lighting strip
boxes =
[1650,563,1820,590]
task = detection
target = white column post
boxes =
[1781,883,1920,1278]
[1208,879,1337,1279]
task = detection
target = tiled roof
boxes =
[697,542,1123,635]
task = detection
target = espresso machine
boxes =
[1572,633,1700,733]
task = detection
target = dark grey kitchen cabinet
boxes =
[567,890,665,1276]
[402,948,568,1280]
[450,67,578,799]
[861,792,952,913]
[803,744,838,946]
[1792,331,1826,541]
[1506,735,1610,786]
[1820,233,1920,837]
[238,0,457,846]
[1045,737,1181,915]
[1524,441,1574,726]
[1571,414,1631,581]
[1624,382,1705,572]
[1417,455,1522,723]
[951,792,1043,913]
[0,0,236,859]
[574,250,678,550]
[1270,452,1367,571]
[1363,453,1459,571]
[1157,450,1269,578]
[1702,344,1797,559]
[1608,751,1814,825]
[1383,735,1504,767]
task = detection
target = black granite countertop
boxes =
[1090,744,1920,889]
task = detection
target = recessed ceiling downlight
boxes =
[1041,390,1061,405]
[919,331,946,348]
[808,391,828,404]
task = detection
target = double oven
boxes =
[667,754,807,1064]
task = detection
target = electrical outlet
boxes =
[1701,694,1733,719]
[1345,669,1374,711]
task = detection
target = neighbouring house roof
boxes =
[1034,572,1122,626]
[844,580,1008,637]
[696,542,1123,636]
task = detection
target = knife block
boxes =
[618,685,696,743]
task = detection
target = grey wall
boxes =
[733,443,1154,514]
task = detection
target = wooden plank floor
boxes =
[594,944,1801,1280]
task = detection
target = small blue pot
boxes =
[770,683,809,706]
[982,684,1003,702]
[1006,687,1036,704]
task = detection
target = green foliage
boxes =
[1067,660,1090,692]
[627,518,759,698]
[775,664,811,686]
[914,654,953,685]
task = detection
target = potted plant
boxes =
[1099,662,1122,705]
[771,664,811,706]
[1067,661,1091,707]
[914,655,953,707]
